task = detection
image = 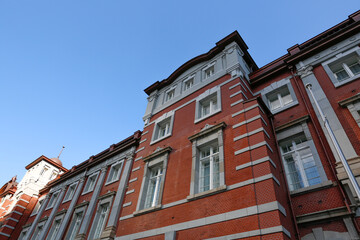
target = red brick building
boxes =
[1,10,360,240]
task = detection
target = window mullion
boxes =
[277,93,284,107]
[152,171,161,207]
[343,63,354,77]
[209,147,214,190]
[293,141,309,187]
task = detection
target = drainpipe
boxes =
[305,83,360,200]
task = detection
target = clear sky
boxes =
[0,1,359,185]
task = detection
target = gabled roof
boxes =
[144,31,258,95]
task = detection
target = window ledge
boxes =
[104,179,120,186]
[334,75,360,88]
[133,204,162,216]
[290,180,334,196]
[62,198,71,204]
[81,189,94,196]
[271,101,298,115]
[150,133,171,145]
[194,108,221,124]
[187,185,227,201]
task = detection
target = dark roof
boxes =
[144,31,258,95]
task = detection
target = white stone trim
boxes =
[236,157,276,171]
[233,127,270,142]
[234,141,273,155]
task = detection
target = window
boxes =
[31,199,44,215]
[18,228,29,240]
[339,94,360,128]
[203,64,215,79]
[40,166,50,176]
[136,147,171,213]
[49,171,58,180]
[46,215,63,240]
[183,76,194,91]
[106,161,123,184]
[276,122,327,193]
[261,79,298,114]
[144,166,163,209]
[165,89,175,102]
[195,87,221,123]
[266,85,293,111]
[188,122,226,199]
[31,221,46,240]
[65,206,86,240]
[150,111,174,144]
[46,191,60,210]
[199,143,220,192]
[82,172,99,194]
[63,183,77,203]
[88,200,111,239]
[323,48,360,87]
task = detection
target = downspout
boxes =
[290,67,360,233]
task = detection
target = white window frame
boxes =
[339,94,360,128]
[195,86,221,123]
[150,111,175,145]
[31,220,47,240]
[105,161,124,185]
[276,122,328,194]
[261,79,298,114]
[18,227,29,240]
[188,122,226,199]
[82,172,99,195]
[46,191,60,210]
[31,197,45,216]
[202,62,215,80]
[46,214,64,240]
[135,147,171,214]
[88,197,113,240]
[164,85,176,103]
[322,47,360,87]
[65,205,87,240]
[40,165,50,176]
[49,170,58,180]
[183,75,195,91]
[63,182,78,203]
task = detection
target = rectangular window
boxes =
[267,85,293,111]
[106,161,123,184]
[279,133,322,191]
[203,65,215,79]
[46,191,59,210]
[165,89,175,102]
[31,221,46,240]
[150,111,174,144]
[65,207,86,240]
[49,171,58,180]
[136,147,170,213]
[63,183,77,203]
[40,166,50,176]
[46,215,63,240]
[199,143,220,192]
[18,228,29,240]
[323,48,360,87]
[82,172,99,194]
[188,122,226,199]
[144,166,163,209]
[89,202,111,239]
[195,87,221,123]
[183,77,194,91]
[31,199,43,215]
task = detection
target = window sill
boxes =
[81,189,94,196]
[133,204,162,216]
[290,180,333,196]
[62,198,72,204]
[270,101,298,115]
[194,108,221,124]
[333,75,360,88]
[150,134,171,145]
[104,179,120,186]
[187,185,227,201]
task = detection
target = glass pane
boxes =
[285,156,304,191]
[213,155,220,188]
[335,69,349,81]
[282,93,293,105]
[269,98,281,110]
[349,62,360,75]
[200,158,210,192]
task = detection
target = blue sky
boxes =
[0,1,359,185]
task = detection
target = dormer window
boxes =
[183,77,194,91]
[164,86,176,103]
[204,65,215,79]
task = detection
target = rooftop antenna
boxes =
[57,146,65,159]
